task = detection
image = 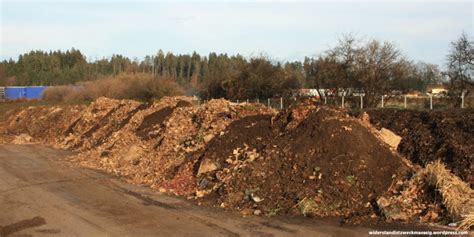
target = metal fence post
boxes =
[246,99,249,103]
[429,95,433,110]
[381,95,384,108]
[267,98,270,107]
[256,98,259,104]
[360,95,363,109]
[404,95,407,109]
[324,96,327,104]
[237,99,239,104]
[342,96,345,108]
[280,97,283,110]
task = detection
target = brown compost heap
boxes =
[1,97,472,229]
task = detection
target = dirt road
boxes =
[0,145,384,237]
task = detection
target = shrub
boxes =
[42,86,78,102]
[42,73,184,102]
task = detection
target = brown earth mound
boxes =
[366,109,474,186]
[6,97,472,227]
[2,105,84,144]
[194,100,410,223]
[61,98,148,150]
[135,106,174,140]
[53,97,277,189]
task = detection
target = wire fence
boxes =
[197,95,474,110]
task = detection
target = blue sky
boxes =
[1,0,472,67]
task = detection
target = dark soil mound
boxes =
[196,104,409,221]
[136,100,193,140]
[136,106,174,140]
[176,100,192,108]
[366,109,474,186]
[197,114,274,167]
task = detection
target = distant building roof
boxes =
[426,84,447,91]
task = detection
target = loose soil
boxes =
[1,97,472,229]
[195,101,409,223]
[366,109,474,186]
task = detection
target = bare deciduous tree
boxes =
[327,36,406,106]
[447,32,474,96]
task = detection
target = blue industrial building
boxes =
[0,86,48,100]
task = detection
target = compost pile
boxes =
[1,105,84,144]
[68,97,276,189]
[375,160,473,225]
[1,97,472,229]
[1,97,276,189]
[366,109,474,186]
[192,100,410,223]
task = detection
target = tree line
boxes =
[0,33,472,105]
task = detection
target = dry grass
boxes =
[424,160,473,229]
[42,73,184,102]
[297,197,317,216]
[458,213,473,230]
